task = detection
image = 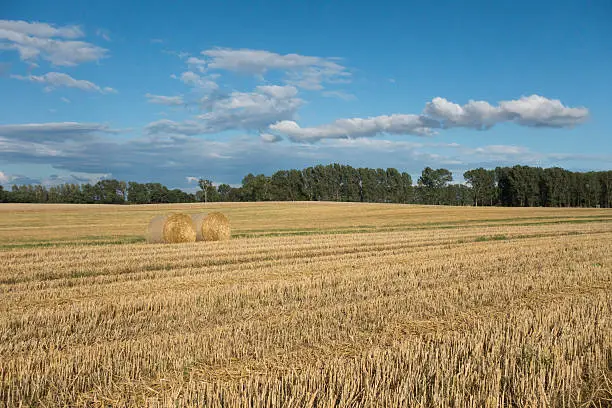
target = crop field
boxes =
[0,202,611,407]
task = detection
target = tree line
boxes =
[1,164,611,207]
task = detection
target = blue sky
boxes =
[1,0,610,189]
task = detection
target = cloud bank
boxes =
[1,121,607,188]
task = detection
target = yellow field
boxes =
[1,203,611,407]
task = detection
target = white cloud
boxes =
[424,97,503,129]
[256,85,299,99]
[146,85,303,135]
[0,20,83,39]
[186,176,198,183]
[260,133,283,143]
[186,56,207,73]
[272,94,589,143]
[424,95,588,129]
[0,171,9,183]
[11,72,116,93]
[145,93,185,106]
[499,95,589,127]
[198,47,351,90]
[176,71,218,91]
[473,145,529,155]
[270,114,438,142]
[0,20,107,66]
[60,97,70,103]
[198,86,302,132]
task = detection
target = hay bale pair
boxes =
[146,212,230,244]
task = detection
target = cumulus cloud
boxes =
[11,72,116,93]
[146,85,302,135]
[196,48,351,90]
[270,114,438,142]
[0,171,9,183]
[499,95,589,127]
[424,95,588,129]
[185,176,198,183]
[271,95,589,143]
[145,93,185,106]
[423,97,503,129]
[0,19,107,66]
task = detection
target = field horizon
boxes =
[1,202,611,406]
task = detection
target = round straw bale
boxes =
[201,211,231,241]
[190,213,208,242]
[146,213,196,244]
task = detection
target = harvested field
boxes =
[0,202,611,407]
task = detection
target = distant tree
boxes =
[198,179,218,203]
[600,171,612,208]
[3,164,611,207]
[241,174,270,201]
[418,167,453,204]
[127,182,150,204]
[167,189,196,203]
[464,168,496,206]
[94,180,126,204]
[217,184,233,201]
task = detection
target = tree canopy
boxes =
[1,164,610,208]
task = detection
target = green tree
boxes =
[599,171,612,208]
[127,182,150,204]
[241,174,270,201]
[94,180,126,204]
[464,168,496,206]
[418,167,453,204]
[217,184,233,201]
[198,179,219,203]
